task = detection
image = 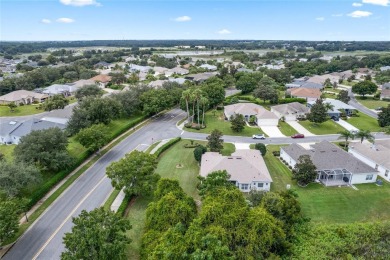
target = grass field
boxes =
[278,121,298,136]
[0,104,44,117]
[347,113,383,132]
[299,119,346,135]
[264,145,390,224]
[0,144,15,161]
[185,110,265,137]
[356,97,390,109]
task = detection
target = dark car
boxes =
[291,133,305,138]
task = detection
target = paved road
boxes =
[3,109,186,260]
[4,107,390,260]
[347,88,378,118]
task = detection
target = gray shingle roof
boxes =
[10,119,66,138]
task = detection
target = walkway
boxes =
[234,143,251,150]
[286,121,315,136]
[261,126,285,137]
[335,119,358,132]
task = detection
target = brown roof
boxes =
[289,87,322,98]
[90,74,112,83]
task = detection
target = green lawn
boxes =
[299,120,346,135]
[356,97,390,109]
[346,113,383,132]
[278,121,298,136]
[264,145,390,224]
[185,110,265,137]
[0,144,15,161]
[0,104,44,117]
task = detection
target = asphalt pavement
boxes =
[347,88,378,118]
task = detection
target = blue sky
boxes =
[1,0,389,41]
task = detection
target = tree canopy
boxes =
[307,99,328,124]
[292,155,317,186]
[352,80,378,97]
[0,199,20,245]
[76,124,110,152]
[206,129,224,152]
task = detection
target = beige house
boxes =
[224,103,279,127]
[271,102,309,121]
[89,74,112,88]
[200,150,272,192]
[287,88,322,102]
[0,90,48,105]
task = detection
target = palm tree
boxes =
[181,89,191,121]
[193,89,203,127]
[338,130,354,147]
[355,130,374,143]
[324,102,334,111]
[199,96,209,128]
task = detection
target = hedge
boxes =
[26,115,148,210]
[154,137,181,158]
[278,98,306,104]
[116,194,133,217]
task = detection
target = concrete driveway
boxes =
[261,126,285,137]
[286,121,315,136]
[335,119,358,132]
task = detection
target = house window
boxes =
[385,170,389,177]
[375,164,379,170]
[366,174,374,180]
[241,184,249,190]
[258,183,264,188]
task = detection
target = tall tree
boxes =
[253,84,278,104]
[61,207,131,260]
[355,130,374,143]
[292,155,317,186]
[106,150,159,196]
[206,129,224,152]
[76,124,110,152]
[201,80,225,108]
[338,130,355,147]
[74,84,104,99]
[230,113,246,132]
[181,89,192,120]
[352,80,378,98]
[199,96,209,127]
[337,89,351,104]
[14,127,73,172]
[42,94,69,111]
[0,199,19,245]
[198,170,233,197]
[307,99,328,125]
[236,74,257,94]
[378,105,390,127]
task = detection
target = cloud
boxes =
[173,16,191,22]
[41,19,52,24]
[56,18,75,23]
[332,13,343,17]
[347,10,373,17]
[362,0,389,6]
[59,0,101,7]
[352,2,363,6]
[217,29,232,35]
[316,17,325,21]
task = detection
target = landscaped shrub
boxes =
[154,137,181,158]
[272,151,280,156]
[278,98,306,104]
[116,194,133,217]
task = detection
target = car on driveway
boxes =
[291,133,305,138]
[252,134,265,139]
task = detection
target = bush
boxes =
[382,98,390,102]
[254,143,267,156]
[154,137,181,157]
[278,98,306,104]
[116,194,133,217]
[272,151,280,156]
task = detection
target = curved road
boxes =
[3,108,390,260]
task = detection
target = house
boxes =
[41,84,75,96]
[287,87,322,102]
[280,141,378,186]
[129,64,151,73]
[380,83,390,100]
[271,102,310,121]
[237,68,254,73]
[185,72,217,83]
[224,103,279,127]
[0,120,21,144]
[153,66,169,76]
[89,74,112,88]
[69,79,96,89]
[165,67,189,77]
[262,64,285,70]
[307,98,356,119]
[0,90,48,105]
[149,80,168,88]
[200,150,272,192]
[285,79,323,90]
[94,61,110,69]
[168,78,186,84]
[307,74,340,85]
[380,66,390,72]
[199,64,217,71]
[349,140,390,182]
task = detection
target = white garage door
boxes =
[258,119,278,127]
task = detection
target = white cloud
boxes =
[56,18,75,23]
[316,17,325,21]
[59,0,101,7]
[352,2,363,6]
[332,13,343,17]
[41,19,52,24]
[217,29,232,35]
[362,0,389,6]
[347,10,373,17]
[173,16,191,22]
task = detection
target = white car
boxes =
[252,134,265,139]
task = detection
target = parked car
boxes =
[291,133,305,138]
[252,134,265,139]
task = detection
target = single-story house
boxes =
[349,140,390,182]
[224,103,279,127]
[381,83,390,100]
[262,64,285,70]
[153,66,169,76]
[149,80,167,88]
[0,120,21,144]
[200,150,273,192]
[185,72,217,83]
[307,74,340,85]
[69,79,96,89]
[89,74,112,88]
[280,141,378,186]
[271,102,310,121]
[307,98,356,119]
[285,80,323,90]
[0,90,48,105]
[129,64,151,73]
[200,64,217,71]
[94,61,110,69]
[165,67,189,77]
[168,78,186,84]
[287,87,322,102]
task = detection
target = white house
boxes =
[200,64,217,71]
[200,150,272,192]
[271,102,310,121]
[348,140,390,182]
[224,103,279,127]
[280,141,378,186]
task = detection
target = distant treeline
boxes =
[1,40,390,55]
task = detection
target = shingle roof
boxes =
[271,102,310,115]
[10,119,66,138]
[200,150,272,183]
[0,120,21,136]
[0,90,47,102]
[289,87,322,98]
[282,141,376,174]
[90,74,112,83]
[224,103,278,120]
[349,140,390,170]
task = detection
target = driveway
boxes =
[335,119,358,132]
[260,126,285,137]
[286,121,315,136]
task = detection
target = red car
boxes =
[291,133,305,138]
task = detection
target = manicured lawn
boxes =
[278,121,298,136]
[0,144,15,161]
[346,113,383,132]
[299,120,346,135]
[356,97,390,109]
[0,104,44,117]
[264,145,390,224]
[185,110,265,137]
[341,80,356,87]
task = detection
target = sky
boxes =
[0,0,389,41]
